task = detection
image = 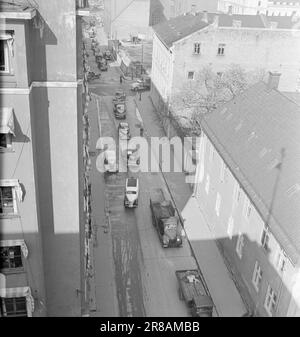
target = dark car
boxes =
[114,102,126,119]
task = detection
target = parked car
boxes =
[124,177,139,208]
[99,62,108,71]
[131,78,151,91]
[114,102,126,119]
[104,50,112,60]
[112,90,126,104]
[103,150,118,173]
[118,122,131,140]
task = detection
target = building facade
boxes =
[150,11,300,112]
[218,0,300,16]
[149,0,219,26]
[190,74,300,316]
[0,0,89,316]
[103,0,151,40]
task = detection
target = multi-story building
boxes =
[218,0,300,16]
[150,11,300,112]
[149,0,219,26]
[188,72,300,316]
[0,0,90,316]
[103,0,151,40]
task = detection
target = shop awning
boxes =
[0,107,15,136]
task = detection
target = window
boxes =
[275,249,286,273]
[194,42,201,54]
[252,261,263,292]
[205,174,210,194]
[209,143,215,162]
[188,71,195,80]
[215,193,221,216]
[0,297,27,317]
[0,133,12,149]
[0,39,9,72]
[236,232,244,258]
[0,186,15,215]
[217,43,226,56]
[0,179,23,216]
[233,181,241,204]
[0,107,15,150]
[227,216,234,239]
[243,196,252,219]
[264,285,277,316]
[220,160,225,182]
[0,246,23,271]
[261,225,270,252]
[0,33,13,74]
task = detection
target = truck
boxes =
[175,269,214,317]
[149,188,183,248]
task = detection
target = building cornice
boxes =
[0,9,36,20]
[0,80,83,95]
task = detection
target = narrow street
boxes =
[84,20,204,317]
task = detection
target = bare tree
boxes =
[170,64,266,133]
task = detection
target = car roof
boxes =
[126,177,138,187]
[119,122,129,127]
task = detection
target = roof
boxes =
[152,11,300,48]
[201,81,300,265]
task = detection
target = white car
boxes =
[118,122,131,140]
[124,177,139,208]
[104,150,118,172]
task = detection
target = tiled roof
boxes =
[152,12,300,48]
[201,82,300,265]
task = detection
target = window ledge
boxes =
[0,214,20,219]
[0,148,15,153]
[0,268,25,275]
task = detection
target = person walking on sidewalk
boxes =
[120,75,123,84]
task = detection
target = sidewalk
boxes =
[135,93,247,317]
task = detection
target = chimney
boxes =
[292,11,298,22]
[228,5,233,15]
[267,71,281,90]
[191,4,196,16]
[213,15,219,27]
[202,10,208,23]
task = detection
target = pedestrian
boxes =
[139,91,142,101]
[120,75,123,84]
[140,126,144,137]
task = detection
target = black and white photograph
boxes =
[0,0,300,325]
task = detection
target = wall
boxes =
[171,26,300,94]
[151,33,173,101]
[193,133,299,316]
[31,86,82,316]
[104,0,151,40]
